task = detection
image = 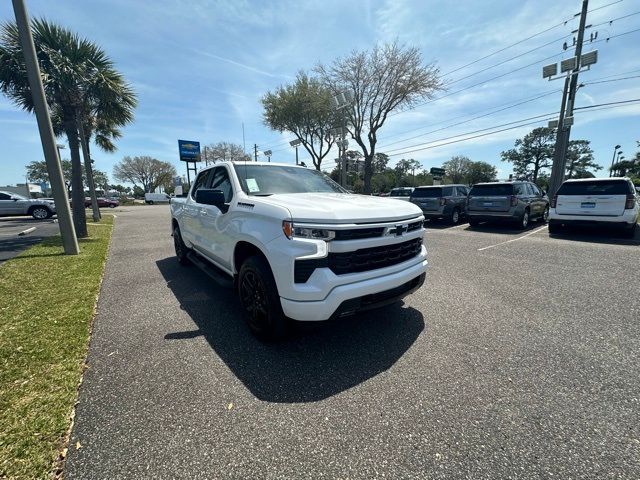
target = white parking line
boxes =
[477,225,548,251]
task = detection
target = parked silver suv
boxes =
[0,191,56,219]
[467,182,549,229]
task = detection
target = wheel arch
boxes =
[233,241,273,276]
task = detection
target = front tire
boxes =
[173,226,190,265]
[539,206,549,223]
[30,206,52,220]
[238,256,287,341]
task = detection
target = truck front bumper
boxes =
[279,255,428,321]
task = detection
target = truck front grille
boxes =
[294,237,423,283]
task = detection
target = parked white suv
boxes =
[549,177,639,238]
[170,162,427,339]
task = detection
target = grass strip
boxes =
[0,217,114,479]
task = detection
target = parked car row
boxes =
[401,177,639,237]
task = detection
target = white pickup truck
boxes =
[170,162,427,340]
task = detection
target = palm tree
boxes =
[0,19,136,236]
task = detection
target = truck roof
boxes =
[202,161,308,171]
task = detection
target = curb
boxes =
[18,227,37,236]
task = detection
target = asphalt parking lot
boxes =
[0,216,60,263]
[66,206,640,479]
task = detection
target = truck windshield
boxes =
[233,165,347,195]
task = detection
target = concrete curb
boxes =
[18,227,37,236]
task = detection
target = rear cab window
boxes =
[557,180,632,195]
[469,184,513,196]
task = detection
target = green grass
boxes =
[0,217,114,479]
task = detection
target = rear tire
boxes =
[173,226,190,265]
[148,201,154,205]
[450,208,461,225]
[238,256,287,341]
[623,223,637,239]
[517,209,530,230]
[548,222,561,234]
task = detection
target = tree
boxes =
[27,159,108,192]
[110,184,131,195]
[443,156,472,184]
[92,168,109,191]
[316,42,444,193]
[373,152,390,173]
[113,156,176,193]
[262,72,337,170]
[203,141,251,163]
[565,140,600,179]
[0,19,136,236]
[500,127,555,183]
[467,161,498,185]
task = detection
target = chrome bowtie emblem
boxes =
[392,224,407,236]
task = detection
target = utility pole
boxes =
[254,144,258,162]
[547,0,589,199]
[12,0,79,254]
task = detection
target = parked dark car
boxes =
[410,185,469,224]
[467,181,549,229]
[83,197,119,208]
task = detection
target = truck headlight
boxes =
[282,221,335,241]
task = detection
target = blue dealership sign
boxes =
[178,139,201,162]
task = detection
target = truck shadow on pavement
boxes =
[156,257,425,403]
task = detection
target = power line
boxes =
[386,99,640,158]
[379,90,559,149]
[574,97,640,109]
[258,3,632,153]
[440,0,624,77]
[387,119,556,157]
[445,35,570,86]
[385,111,559,155]
[583,74,640,85]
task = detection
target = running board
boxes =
[186,251,234,289]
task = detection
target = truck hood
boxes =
[259,193,423,223]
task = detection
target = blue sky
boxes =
[1,0,639,186]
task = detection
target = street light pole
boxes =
[290,139,301,165]
[12,0,78,254]
[609,144,621,177]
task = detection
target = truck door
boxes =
[183,170,212,246]
[197,166,235,270]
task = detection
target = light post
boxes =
[613,153,625,176]
[610,144,621,177]
[263,150,272,163]
[289,139,301,165]
[331,91,353,187]
[12,0,78,254]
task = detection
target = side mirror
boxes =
[195,188,226,210]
